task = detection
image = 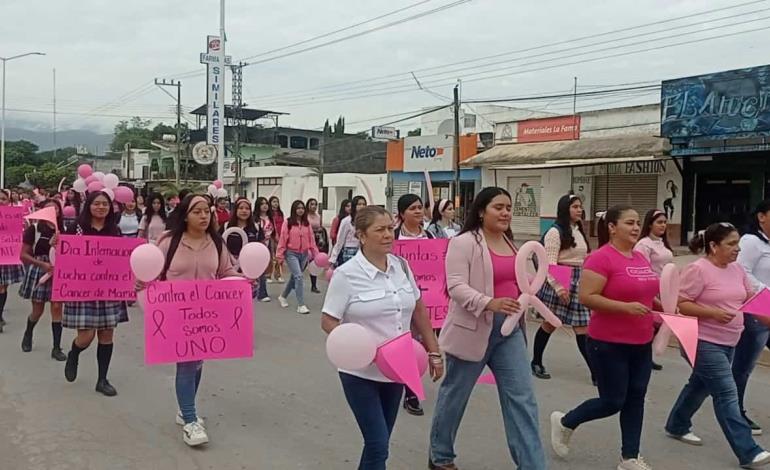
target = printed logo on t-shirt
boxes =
[626,266,657,279]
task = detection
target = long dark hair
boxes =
[555,194,590,252]
[689,222,738,255]
[640,208,672,250]
[459,186,513,239]
[349,195,367,223]
[745,200,770,244]
[144,192,167,221]
[77,191,119,234]
[431,199,453,225]
[228,197,255,229]
[287,200,308,228]
[268,196,283,218]
[597,205,634,247]
[65,190,82,215]
[254,197,270,217]
[161,194,224,278]
[305,198,319,215]
[337,199,351,221]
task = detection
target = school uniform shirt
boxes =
[543,224,588,267]
[634,236,674,276]
[738,232,770,291]
[323,251,421,382]
[22,223,55,257]
[117,211,141,237]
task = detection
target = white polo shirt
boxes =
[323,250,421,382]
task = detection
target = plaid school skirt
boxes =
[0,264,24,286]
[18,256,52,302]
[63,301,128,330]
[536,265,590,327]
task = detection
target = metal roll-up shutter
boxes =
[390,182,410,213]
[593,174,658,216]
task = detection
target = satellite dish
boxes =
[192,142,217,165]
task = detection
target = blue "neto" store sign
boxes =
[661,65,770,140]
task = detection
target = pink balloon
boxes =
[213,179,223,189]
[414,339,428,377]
[103,173,120,189]
[326,323,377,370]
[130,244,165,282]
[314,253,330,269]
[85,175,97,184]
[87,181,105,193]
[515,241,547,295]
[102,187,115,201]
[659,263,680,314]
[72,178,87,194]
[77,164,93,178]
[239,242,271,279]
[221,276,247,281]
[325,268,334,282]
[114,186,134,204]
[62,206,76,217]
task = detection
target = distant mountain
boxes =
[4,127,112,154]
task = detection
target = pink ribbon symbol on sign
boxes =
[501,241,563,336]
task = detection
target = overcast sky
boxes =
[0,0,767,135]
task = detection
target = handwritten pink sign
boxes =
[741,289,770,318]
[393,239,450,328]
[143,279,254,365]
[52,235,143,301]
[0,206,24,265]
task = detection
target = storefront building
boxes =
[662,64,770,242]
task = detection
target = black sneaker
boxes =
[652,361,663,371]
[745,415,763,436]
[21,331,32,352]
[51,348,67,362]
[95,379,117,397]
[530,363,551,380]
[311,287,321,294]
[404,396,424,416]
[64,351,79,382]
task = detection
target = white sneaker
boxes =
[278,296,289,308]
[260,297,271,303]
[176,411,204,427]
[277,276,285,282]
[617,457,652,470]
[182,422,209,447]
[266,278,274,284]
[550,411,572,459]
[743,451,770,469]
[665,431,703,446]
[297,305,310,314]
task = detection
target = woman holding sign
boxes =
[19,198,65,360]
[157,194,240,447]
[322,205,442,470]
[531,194,592,382]
[62,191,127,397]
[550,205,659,470]
[665,223,770,469]
[0,189,26,329]
[276,200,319,314]
[429,187,546,470]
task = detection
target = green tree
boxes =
[111,117,154,151]
[4,140,39,166]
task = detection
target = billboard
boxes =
[661,65,770,140]
[495,115,580,144]
[402,135,454,172]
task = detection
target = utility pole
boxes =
[154,78,182,185]
[231,62,243,196]
[452,84,461,209]
[53,68,56,161]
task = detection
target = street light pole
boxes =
[0,51,45,189]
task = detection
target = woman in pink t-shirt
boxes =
[665,223,770,468]
[551,205,659,470]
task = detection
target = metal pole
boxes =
[176,80,181,186]
[1,59,6,189]
[53,68,57,161]
[452,84,461,208]
[217,0,226,182]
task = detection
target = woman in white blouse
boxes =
[322,205,442,470]
[329,195,367,266]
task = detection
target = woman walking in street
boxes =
[268,196,285,282]
[426,199,462,239]
[0,189,25,330]
[62,191,128,397]
[306,197,328,294]
[429,187,546,470]
[531,194,593,382]
[330,199,351,247]
[330,195,367,266]
[276,200,319,314]
[19,198,66,360]
[665,223,770,469]
[156,194,240,447]
[550,205,660,470]
[322,205,442,470]
[117,192,141,238]
[254,197,274,302]
[223,197,264,299]
[733,201,770,436]
[138,192,167,244]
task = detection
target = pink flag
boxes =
[658,312,698,365]
[374,333,425,400]
[477,373,496,385]
[740,289,770,318]
[548,264,572,290]
[24,206,58,227]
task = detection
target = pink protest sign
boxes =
[52,235,143,301]
[740,289,770,318]
[393,239,450,328]
[0,206,25,265]
[548,264,572,290]
[657,312,698,365]
[143,279,254,365]
[477,372,496,385]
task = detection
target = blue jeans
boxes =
[732,314,770,417]
[562,338,652,459]
[281,250,308,306]
[430,314,546,469]
[257,273,268,300]
[339,372,404,470]
[176,361,203,424]
[666,340,763,465]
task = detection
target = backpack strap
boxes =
[160,233,223,281]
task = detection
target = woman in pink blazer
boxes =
[429,187,546,470]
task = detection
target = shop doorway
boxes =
[695,173,751,230]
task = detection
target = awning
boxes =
[462,135,671,170]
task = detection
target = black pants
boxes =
[562,338,652,459]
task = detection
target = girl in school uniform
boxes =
[222,197,264,298]
[0,189,25,329]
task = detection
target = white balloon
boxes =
[207,184,218,196]
[326,324,377,370]
[217,188,228,198]
[307,261,324,277]
[102,187,115,201]
[222,227,248,248]
[103,173,119,189]
[72,178,87,193]
[92,171,105,181]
